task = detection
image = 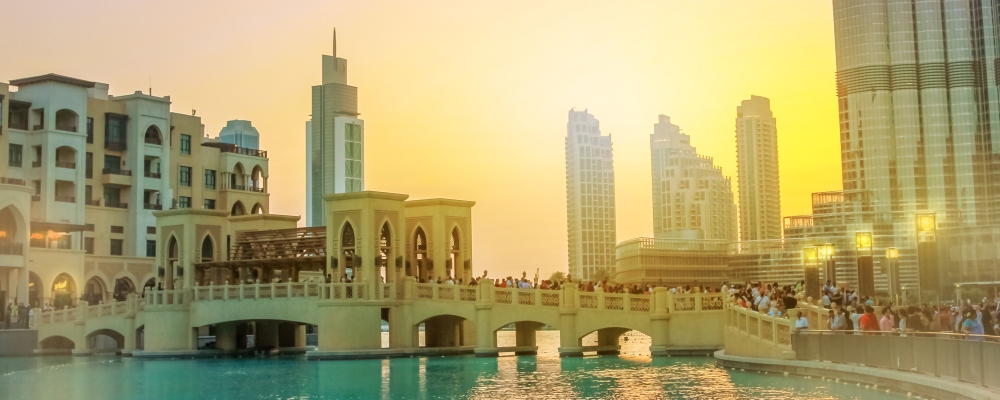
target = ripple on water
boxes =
[0,331,909,399]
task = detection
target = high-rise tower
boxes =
[565,109,617,280]
[651,115,736,241]
[306,30,364,227]
[735,96,781,241]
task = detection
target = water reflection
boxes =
[0,331,907,399]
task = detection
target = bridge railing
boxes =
[37,295,140,327]
[148,289,189,306]
[193,282,326,301]
[726,302,794,353]
[415,283,478,302]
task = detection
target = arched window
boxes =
[231,201,246,216]
[55,109,79,132]
[379,222,391,281]
[251,203,264,214]
[250,165,264,192]
[414,227,428,280]
[231,163,246,190]
[144,125,162,145]
[201,236,214,262]
[341,222,356,281]
[55,146,77,169]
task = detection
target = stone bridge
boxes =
[35,278,726,359]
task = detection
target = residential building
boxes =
[0,73,270,309]
[735,95,781,241]
[307,31,364,227]
[615,238,729,289]
[565,109,617,281]
[650,115,736,241]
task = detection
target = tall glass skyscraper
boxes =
[735,96,782,241]
[650,115,736,241]
[219,120,260,150]
[306,31,365,227]
[565,109,617,281]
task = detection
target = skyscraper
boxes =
[735,96,781,241]
[306,30,364,227]
[830,1,1000,287]
[565,109,617,280]
[651,115,736,241]
[219,120,260,150]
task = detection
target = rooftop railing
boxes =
[103,168,132,176]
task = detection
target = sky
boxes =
[1,0,841,279]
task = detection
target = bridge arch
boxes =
[39,335,75,350]
[490,316,560,333]
[86,328,125,352]
[415,313,473,349]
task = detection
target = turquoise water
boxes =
[0,332,906,399]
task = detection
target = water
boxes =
[0,331,906,399]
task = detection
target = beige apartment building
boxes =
[0,73,270,310]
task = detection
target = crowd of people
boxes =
[2,302,32,330]
[730,279,1000,339]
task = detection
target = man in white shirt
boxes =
[795,314,809,331]
[445,278,455,285]
[822,293,832,308]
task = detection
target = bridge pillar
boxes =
[255,321,279,349]
[121,294,138,356]
[473,279,497,357]
[215,322,238,352]
[558,285,583,357]
[514,321,540,355]
[138,295,196,356]
[310,301,382,358]
[389,278,416,350]
[649,287,671,357]
[596,328,627,355]
[71,301,92,357]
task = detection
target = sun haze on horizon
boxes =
[0,0,841,279]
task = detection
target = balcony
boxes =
[54,196,76,203]
[144,171,161,179]
[31,161,41,168]
[143,203,163,210]
[103,168,132,176]
[56,161,76,169]
[33,124,44,131]
[0,242,24,255]
[230,185,247,191]
[105,202,128,209]
[144,136,162,145]
[0,177,26,186]
[86,199,100,206]
[105,141,127,152]
[203,142,267,158]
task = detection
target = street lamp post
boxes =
[885,247,899,305]
[916,213,938,306]
[856,232,875,298]
[821,243,836,287]
[803,247,821,300]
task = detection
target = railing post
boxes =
[270,282,276,299]
[76,301,89,324]
[255,281,261,299]
[596,287,605,310]
[209,281,214,301]
[239,282,245,300]
[694,293,702,311]
[286,281,292,298]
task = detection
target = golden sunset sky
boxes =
[2,1,841,279]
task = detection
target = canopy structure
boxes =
[194,227,326,284]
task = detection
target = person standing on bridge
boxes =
[859,306,880,332]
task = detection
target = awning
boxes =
[30,221,93,232]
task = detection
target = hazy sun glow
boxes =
[1,0,841,278]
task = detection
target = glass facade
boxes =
[565,109,617,280]
[735,96,781,241]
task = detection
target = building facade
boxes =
[307,32,365,227]
[565,109,617,281]
[735,96,781,241]
[650,115,736,242]
[615,237,729,289]
[0,73,270,310]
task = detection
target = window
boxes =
[146,240,156,258]
[85,185,93,204]
[111,226,124,234]
[147,226,156,234]
[85,152,93,178]
[84,238,94,254]
[86,117,94,144]
[204,199,216,210]
[8,144,22,167]
[178,196,191,209]
[105,114,127,149]
[110,239,123,256]
[104,155,121,173]
[104,187,121,207]
[180,134,191,155]
[204,169,216,189]
[179,166,192,186]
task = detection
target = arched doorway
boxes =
[141,278,155,298]
[230,163,246,190]
[0,205,26,255]
[340,222,356,282]
[84,276,107,304]
[379,222,391,283]
[55,109,79,132]
[51,273,77,309]
[201,236,214,262]
[28,272,43,308]
[231,201,246,216]
[413,227,428,282]
[250,165,264,192]
[113,277,135,301]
